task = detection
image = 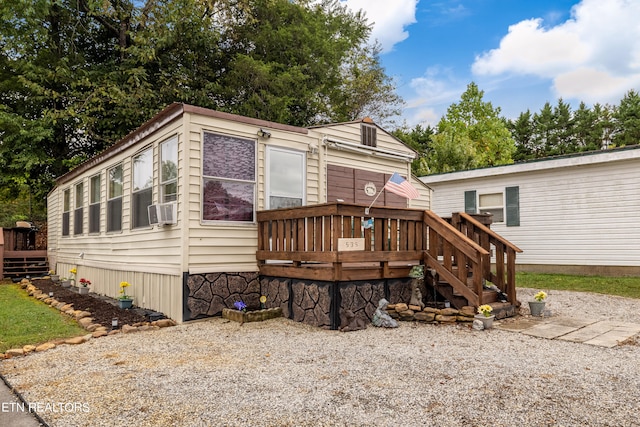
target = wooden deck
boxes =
[257,202,522,309]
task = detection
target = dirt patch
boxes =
[30,279,150,328]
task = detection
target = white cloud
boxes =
[340,0,418,52]
[471,0,640,104]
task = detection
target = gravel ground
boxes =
[2,288,640,427]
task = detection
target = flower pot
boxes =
[118,298,133,309]
[50,275,60,282]
[474,314,495,329]
[78,286,89,295]
[529,301,546,317]
[61,280,71,288]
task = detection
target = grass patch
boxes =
[517,272,640,299]
[0,282,86,353]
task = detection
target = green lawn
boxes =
[516,272,640,299]
[0,282,86,353]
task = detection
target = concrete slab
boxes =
[521,323,579,339]
[0,378,44,427]
[558,321,616,343]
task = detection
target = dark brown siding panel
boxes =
[327,164,407,208]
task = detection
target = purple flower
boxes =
[234,301,247,312]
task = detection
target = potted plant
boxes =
[61,277,71,288]
[118,281,133,309]
[529,291,547,317]
[69,267,77,286]
[49,270,60,282]
[78,278,91,295]
[474,304,495,329]
[222,298,282,324]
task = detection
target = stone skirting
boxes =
[185,272,260,320]
[260,276,414,330]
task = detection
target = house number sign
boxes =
[338,238,365,251]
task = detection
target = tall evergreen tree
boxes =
[614,89,640,147]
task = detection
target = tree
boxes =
[0,0,401,213]
[392,124,435,176]
[508,110,535,161]
[423,82,515,174]
[614,89,640,147]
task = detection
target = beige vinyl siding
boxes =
[50,119,185,319]
[184,112,314,274]
[423,154,640,268]
[46,190,61,268]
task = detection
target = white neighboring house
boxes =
[420,145,640,276]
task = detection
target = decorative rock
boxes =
[5,348,25,358]
[60,303,74,312]
[440,308,459,316]
[153,319,177,328]
[472,319,485,330]
[78,317,94,328]
[423,307,440,314]
[386,304,397,310]
[414,312,436,322]
[108,330,121,335]
[371,298,398,328]
[398,309,415,319]
[457,315,474,322]
[435,314,457,323]
[75,311,92,320]
[65,336,87,345]
[85,323,101,332]
[92,330,109,338]
[122,324,138,334]
[22,345,36,354]
[408,305,423,312]
[394,303,409,312]
[339,310,367,332]
[35,342,56,352]
[459,306,476,317]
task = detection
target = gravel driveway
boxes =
[2,288,640,426]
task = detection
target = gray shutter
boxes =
[464,190,476,214]
[505,186,520,226]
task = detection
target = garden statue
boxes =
[409,281,425,310]
[371,298,398,328]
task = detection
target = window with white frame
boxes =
[74,181,84,235]
[132,148,153,228]
[89,174,101,234]
[202,131,255,222]
[160,136,178,203]
[107,164,123,232]
[478,192,504,223]
[266,146,305,209]
[62,189,70,236]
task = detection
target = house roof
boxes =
[420,145,640,184]
[55,103,309,186]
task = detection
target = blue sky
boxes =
[341,0,640,127]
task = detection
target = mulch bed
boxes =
[30,278,150,328]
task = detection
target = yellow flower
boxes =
[534,291,547,302]
[69,268,77,275]
[478,304,493,317]
[120,281,130,288]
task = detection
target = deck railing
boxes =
[256,203,509,307]
[451,212,523,306]
[257,203,427,281]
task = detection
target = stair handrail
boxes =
[423,210,490,307]
[453,212,522,305]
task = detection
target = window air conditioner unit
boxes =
[148,203,177,226]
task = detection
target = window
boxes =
[132,148,153,228]
[361,124,377,147]
[479,192,504,223]
[266,147,305,209]
[107,164,123,232]
[464,186,520,226]
[74,182,84,235]
[202,132,255,222]
[160,136,178,203]
[89,174,101,233]
[62,189,70,236]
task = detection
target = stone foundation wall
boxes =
[260,276,414,330]
[185,272,260,320]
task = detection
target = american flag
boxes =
[384,172,420,200]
